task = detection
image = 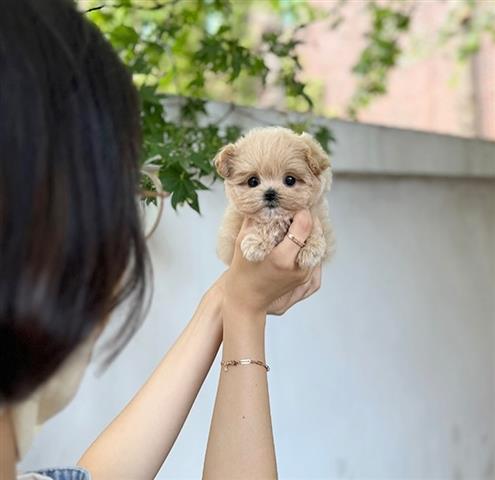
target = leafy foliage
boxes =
[344,0,495,119]
[438,0,495,61]
[348,2,412,118]
[83,0,333,213]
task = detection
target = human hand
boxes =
[267,264,322,315]
[222,210,317,316]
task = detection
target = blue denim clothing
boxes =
[18,467,91,480]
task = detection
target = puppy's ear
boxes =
[300,132,330,176]
[214,143,236,178]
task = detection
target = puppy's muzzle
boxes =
[264,188,279,209]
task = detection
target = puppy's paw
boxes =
[296,235,326,269]
[241,234,271,262]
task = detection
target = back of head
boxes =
[0,0,150,403]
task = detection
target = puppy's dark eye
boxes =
[247,176,260,188]
[284,175,296,187]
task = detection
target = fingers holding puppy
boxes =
[235,210,315,274]
[225,210,319,314]
[271,210,313,272]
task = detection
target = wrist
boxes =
[222,301,267,361]
[194,282,223,329]
[222,296,267,323]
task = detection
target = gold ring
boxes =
[287,232,306,248]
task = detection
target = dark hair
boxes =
[0,0,150,403]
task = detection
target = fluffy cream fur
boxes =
[215,126,335,269]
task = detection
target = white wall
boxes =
[20,116,495,479]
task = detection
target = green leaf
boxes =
[313,126,335,154]
[217,25,230,35]
[192,179,210,190]
[110,25,139,49]
[187,189,201,214]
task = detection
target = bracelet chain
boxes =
[221,358,270,372]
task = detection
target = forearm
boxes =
[78,286,223,480]
[203,302,277,479]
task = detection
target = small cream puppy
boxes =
[215,126,335,269]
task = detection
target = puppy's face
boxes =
[215,127,331,221]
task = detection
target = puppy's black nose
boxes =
[264,188,278,202]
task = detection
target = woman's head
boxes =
[0,0,150,402]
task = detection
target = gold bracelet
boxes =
[221,358,270,372]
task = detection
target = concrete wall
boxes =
[20,108,495,479]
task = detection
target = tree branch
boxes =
[84,5,105,13]
[84,0,179,14]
